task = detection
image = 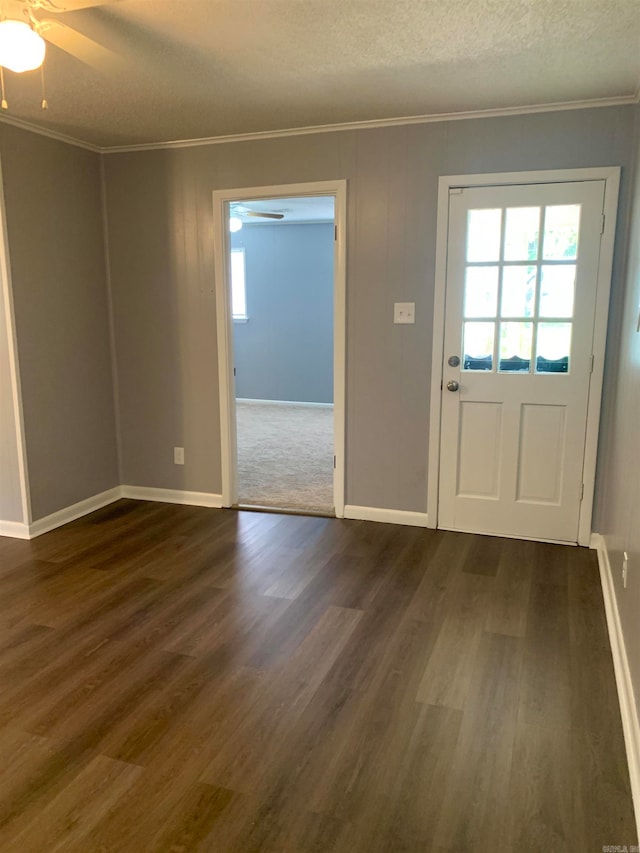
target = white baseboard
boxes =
[121,486,223,508]
[0,485,225,540]
[591,533,640,841]
[28,486,123,539]
[344,505,428,528]
[0,519,30,539]
[236,398,333,408]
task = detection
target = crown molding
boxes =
[101,93,639,155]
[0,113,101,153]
[0,90,638,156]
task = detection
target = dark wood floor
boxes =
[0,500,636,852]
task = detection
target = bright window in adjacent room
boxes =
[231,248,248,321]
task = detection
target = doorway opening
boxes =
[213,181,346,518]
[232,195,334,512]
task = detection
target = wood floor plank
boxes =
[567,545,623,734]
[518,568,572,729]
[302,660,463,850]
[416,570,493,709]
[70,761,235,853]
[115,663,267,786]
[365,703,463,852]
[484,536,535,636]
[507,718,574,850]
[299,614,441,820]
[405,529,471,624]
[0,500,636,851]
[200,604,362,792]
[0,727,57,806]
[571,724,638,851]
[461,532,502,576]
[23,646,193,746]
[433,631,522,851]
[247,552,382,671]
[4,754,142,853]
[0,622,55,669]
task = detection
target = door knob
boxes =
[447,380,459,392]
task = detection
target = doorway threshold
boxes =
[233,503,335,519]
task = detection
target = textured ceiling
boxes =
[1,0,639,148]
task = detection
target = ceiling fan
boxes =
[229,203,286,232]
[230,203,286,221]
[0,0,122,87]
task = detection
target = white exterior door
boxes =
[438,180,605,543]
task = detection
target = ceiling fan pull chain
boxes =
[40,64,48,110]
[0,66,7,111]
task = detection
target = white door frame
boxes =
[0,157,31,530]
[427,167,620,547]
[213,179,347,517]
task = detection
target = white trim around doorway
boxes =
[427,167,620,547]
[0,157,31,528]
[213,179,347,518]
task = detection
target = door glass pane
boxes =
[504,207,539,261]
[536,323,572,373]
[467,209,502,262]
[501,266,536,318]
[539,265,576,318]
[543,205,580,260]
[463,322,494,371]
[499,322,532,372]
[464,266,498,317]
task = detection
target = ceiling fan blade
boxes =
[244,211,285,220]
[29,0,123,12]
[39,19,123,72]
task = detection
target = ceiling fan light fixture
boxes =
[0,20,46,73]
[229,216,243,233]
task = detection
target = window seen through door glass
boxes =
[542,205,580,260]
[463,322,494,370]
[464,267,498,317]
[462,202,581,375]
[536,323,572,373]
[539,265,575,318]
[499,322,533,372]
[501,266,536,318]
[503,207,539,261]
[466,209,501,261]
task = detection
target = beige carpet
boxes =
[236,400,334,512]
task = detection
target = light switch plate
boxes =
[394,302,415,324]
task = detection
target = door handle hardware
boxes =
[447,380,459,392]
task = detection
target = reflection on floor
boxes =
[236,399,334,512]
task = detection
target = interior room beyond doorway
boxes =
[230,196,335,513]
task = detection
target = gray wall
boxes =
[231,222,334,404]
[596,103,640,713]
[0,124,119,521]
[103,105,637,511]
[0,263,23,524]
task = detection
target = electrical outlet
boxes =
[622,551,628,588]
[394,302,415,324]
[174,446,184,465]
